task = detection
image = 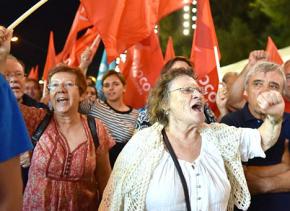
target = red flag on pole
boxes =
[28,65,39,80]
[57,4,92,62]
[190,0,221,116]
[80,0,191,63]
[164,36,175,63]
[42,31,57,81]
[28,66,35,79]
[121,32,164,108]
[68,26,101,67]
[266,36,283,65]
[158,0,189,19]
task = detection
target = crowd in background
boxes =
[1,24,290,211]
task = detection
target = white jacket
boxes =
[99,122,265,211]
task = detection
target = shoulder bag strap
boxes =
[161,129,191,211]
[87,115,100,149]
[31,111,53,146]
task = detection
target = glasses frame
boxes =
[169,86,205,95]
[5,71,25,79]
[48,80,78,92]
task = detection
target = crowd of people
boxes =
[1,23,290,211]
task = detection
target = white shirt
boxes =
[146,128,264,211]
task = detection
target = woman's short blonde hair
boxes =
[148,67,196,126]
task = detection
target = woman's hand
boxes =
[216,83,229,118]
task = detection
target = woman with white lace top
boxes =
[99,67,284,211]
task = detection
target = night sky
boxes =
[0,0,103,77]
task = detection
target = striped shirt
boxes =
[80,99,138,143]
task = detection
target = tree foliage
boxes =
[158,0,290,66]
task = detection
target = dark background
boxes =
[0,0,103,78]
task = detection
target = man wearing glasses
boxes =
[5,55,48,109]
[4,55,48,188]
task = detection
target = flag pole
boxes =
[89,35,101,50]
[8,0,48,30]
[214,46,222,83]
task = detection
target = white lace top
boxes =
[146,128,264,211]
[99,123,266,211]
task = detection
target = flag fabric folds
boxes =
[68,26,101,67]
[190,0,220,116]
[121,32,164,108]
[42,31,57,81]
[80,0,191,63]
[57,4,92,62]
[266,36,283,65]
[190,0,220,78]
[164,36,175,64]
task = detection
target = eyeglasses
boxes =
[48,80,78,92]
[169,86,205,95]
[5,72,25,79]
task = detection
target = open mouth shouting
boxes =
[191,101,204,112]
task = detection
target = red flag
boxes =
[266,36,283,65]
[28,66,35,79]
[190,0,220,116]
[80,0,191,63]
[122,32,164,108]
[28,65,39,80]
[42,31,57,81]
[57,4,92,62]
[164,36,175,63]
[69,27,101,67]
[158,0,189,19]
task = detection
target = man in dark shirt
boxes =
[221,61,290,211]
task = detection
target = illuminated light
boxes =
[192,0,197,5]
[192,16,197,21]
[154,25,159,34]
[120,53,127,63]
[183,13,190,19]
[11,36,18,42]
[183,21,190,28]
[192,24,197,29]
[39,80,44,84]
[192,8,197,13]
[183,29,190,36]
[183,0,191,3]
[183,5,190,12]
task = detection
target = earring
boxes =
[165,110,169,115]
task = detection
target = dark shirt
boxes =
[221,103,290,211]
[22,94,48,109]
